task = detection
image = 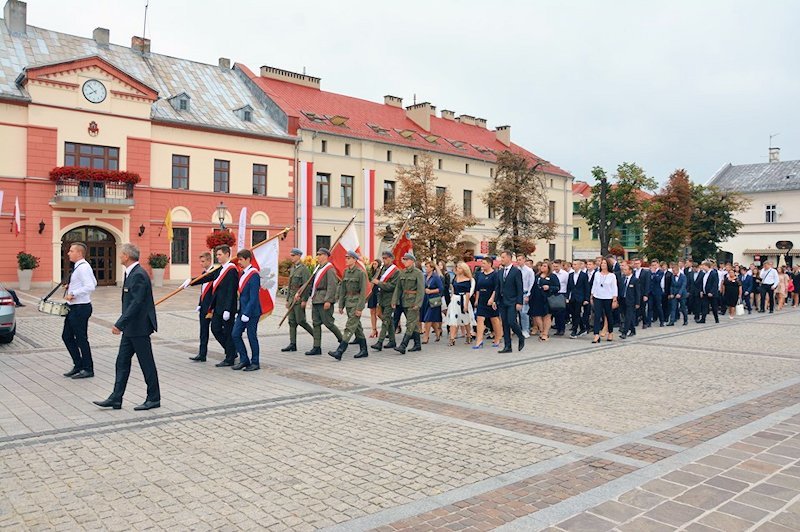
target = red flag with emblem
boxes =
[249,238,279,320]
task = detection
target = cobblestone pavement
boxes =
[1,286,799,530]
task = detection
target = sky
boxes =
[19,0,800,187]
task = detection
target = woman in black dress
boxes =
[721,266,742,319]
[367,260,380,338]
[528,262,560,341]
[473,256,502,348]
[421,261,444,343]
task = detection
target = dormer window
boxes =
[234,105,254,122]
[243,110,252,122]
[168,92,191,112]
[179,99,188,111]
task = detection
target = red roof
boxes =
[239,64,571,178]
[572,181,653,201]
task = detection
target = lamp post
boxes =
[216,201,227,230]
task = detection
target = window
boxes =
[252,164,267,196]
[549,243,556,261]
[463,189,472,216]
[413,154,419,166]
[179,99,188,111]
[64,142,119,170]
[171,228,189,264]
[316,173,330,206]
[383,180,396,206]
[548,201,556,223]
[252,230,267,246]
[573,227,580,240]
[321,139,327,153]
[436,186,446,198]
[171,155,189,190]
[386,150,392,162]
[465,163,470,174]
[765,204,777,223]
[214,159,230,193]
[344,143,351,156]
[316,235,331,251]
[243,110,252,122]
[573,201,581,213]
[488,205,496,219]
[490,167,494,178]
[591,228,598,240]
[550,179,554,188]
[340,175,354,208]
[438,158,443,170]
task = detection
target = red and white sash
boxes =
[238,266,258,294]
[200,268,212,300]
[310,263,334,299]
[379,264,398,282]
[212,261,238,293]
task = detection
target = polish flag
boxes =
[250,237,279,320]
[298,161,314,254]
[13,196,21,236]
[330,223,362,278]
[363,169,376,261]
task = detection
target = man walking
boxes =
[305,248,343,355]
[633,259,651,328]
[517,254,534,338]
[494,250,524,353]
[667,262,688,326]
[185,252,213,362]
[329,251,369,360]
[698,261,720,323]
[619,262,640,339]
[230,249,261,371]
[392,253,424,354]
[281,248,313,352]
[567,259,590,338]
[552,260,570,336]
[759,261,779,313]
[62,242,97,379]
[371,250,400,351]
[94,243,160,411]
[208,245,240,367]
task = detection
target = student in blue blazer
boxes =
[739,266,753,314]
[233,249,262,372]
[667,263,688,326]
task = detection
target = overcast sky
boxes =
[22,0,800,186]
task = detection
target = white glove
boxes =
[195,305,201,312]
[180,278,191,289]
[241,315,250,323]
[223,311,230,321]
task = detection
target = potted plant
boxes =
[148,252,169,287]
[17,251,40,291]
[205,230,236,250]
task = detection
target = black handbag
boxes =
[548,293,566,311]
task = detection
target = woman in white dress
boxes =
[446,261,476,346]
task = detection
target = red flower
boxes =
[49,166,141,185]
[206,231,236,250]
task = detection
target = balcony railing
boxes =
[52,179,134,206]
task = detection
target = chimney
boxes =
[495,125,511,147]
[131,36,151,54]
[430,105,436,116]
[3,0,26,34]
[406,101,432,131]
[218,57,231,70]
[475,117,487,129]
[769,147,780,163]
[260,65,320,89]
[456,114,476,126]
[384,95,403,108]
[93,27,109,47]
[441,109,455,121]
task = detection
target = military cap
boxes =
[381,250,394,259]
[346,250,360,260]
[402,252,416,261]
[290,248,303,256]
[316,248,331,256]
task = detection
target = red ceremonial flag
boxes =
[249,238,279,320]
[393,228,413,268]
[330,223,372,296]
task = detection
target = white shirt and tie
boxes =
[760,268,779,289]
[67,258,97,305]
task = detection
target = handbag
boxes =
[548,293,566,311]
[428,296,442,308]
[735,302,745,316]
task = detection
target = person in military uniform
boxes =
[303,248,343,355]
[281,248,314,352]
[371,250,400,351]
[392,252,425,354]
[329,251,369,360]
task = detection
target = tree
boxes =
[688,184,750,261]
[381,154,477,261]
[482,151,554,253]
[579,162,657,255]
[641,169,693,261]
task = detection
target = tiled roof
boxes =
[572,181,592,197]
[708,160,800,193]
[0,22,289,138]
[238,65,572,178]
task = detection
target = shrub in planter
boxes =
[17,251,40,270]
[206,230,236,250]
[49,166,142,184]
[148,253,170,269]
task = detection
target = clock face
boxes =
[82,79,107,104]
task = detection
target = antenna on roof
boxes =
[142,0,149,40]
[413,93,417,105]
[303,66,306,75]
[769,132,780,148]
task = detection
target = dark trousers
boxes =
[621,299,637,334]
[649,294,665,324]
[62,303,93,371]
[499,304,522,348]
[760,286,775,312]
[640,296,651,326]
[110,335,160,403]
[593,298,614,334]
[700,294,719,322]
[198,314,211,357]
[211,313,237,362]
[233,317,259,366]
[568,300,581,333]
[553,303,567,332]
[688,293,699,318]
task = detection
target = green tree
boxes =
[381,154,477,261]
[688,184,750,261]
[579,162,657,255]
[641,169,693,261]
[482,151,554,254]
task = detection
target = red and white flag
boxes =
[13,196,21,236]
[236,207,247,251]
[298,161,314,254]
[393,226,413,268]
[250,237,279,320]
[330,223,363,278]
[363,168,376,261]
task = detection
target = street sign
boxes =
[776,240,793,250]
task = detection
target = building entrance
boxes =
[61,226,117,286]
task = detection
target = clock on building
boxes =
[81,79,107,104]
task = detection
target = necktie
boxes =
[503,268,508,280]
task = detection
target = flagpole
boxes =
[278,214,357,327]
[155,227,291,307]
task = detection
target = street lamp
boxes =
[216,201,227,230]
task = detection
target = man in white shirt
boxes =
[516,254,535,338]
[759,261,779,313]
[552,259,570,335]
[62,242,98,379]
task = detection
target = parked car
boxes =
[0,284,17,343]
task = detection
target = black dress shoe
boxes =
[215,360,235,367]
[518,338,525,351]
[243,364,260,372]
[304,347,322,356]
[93,399,122,409]
[629,331,636,336]
[498,347,512,353]
[620,333,627,339]
[63,367,80,377]
[189,355,206,362]
[72,370,94,379]
[553,331,565,337]
[133,400,160,411]
[232,362,248,370]
[280,344,297,352]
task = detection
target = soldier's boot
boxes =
[354,338,369,359]
[328,341,348,361]
[281,343,297,352]
[408,332,422,352]
[384,335,397,349]
[304,346,322,356]
[371,339,384,351]
[394,335,410,354]
[349,338,360,345]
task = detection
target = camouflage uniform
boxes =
[392,264,425,353]
[284,262,313,347]
[372,263,399,350]
[303,263,343,354]
[338,265,367,342]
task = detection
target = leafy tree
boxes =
[641,169,693,261]
[482,151,554,253]
[688,184,750,261]
[381,154,477,261]
[579,162,657,255]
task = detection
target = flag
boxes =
[237,207,247,251]
[298,161,314,253]
[0,191,4,218]
[393,226,413,268]
[363,168,376,261]
[13,196,21,236]
[164,208,173,242]
[330,223,363,278]
[250,237,279,320]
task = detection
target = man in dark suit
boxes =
[619,262,640,339]
[649,261,666,326]
[633,259,651,328]
[567,259,590,338]
[698,261,720,323]
[606,255,623,326]
[661,262,673,321]
[493,250,524,353]
[182,251,214,362]
[207,245,240,367]
[94,243,160,411]
[684,260,698,319]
